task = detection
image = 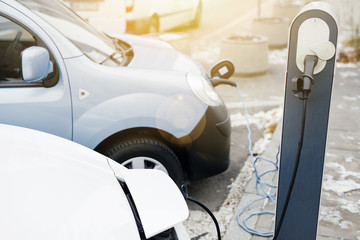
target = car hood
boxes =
[0,124,188,240]
[114,33,205,73]
[0,124,141,240]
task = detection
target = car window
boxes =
[0,14,59,87]
[0,15,36,83]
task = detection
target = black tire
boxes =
[190,1,202,28]
[103,137,184,186]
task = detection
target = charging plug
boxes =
[211,78,237,87]
[210,59,236,87]
[292,55,318,99]
[302,55,318,93]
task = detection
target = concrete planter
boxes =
[252,17,289,48]
[219,34,269,76]
[273,1,304,23]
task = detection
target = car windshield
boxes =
[18,0,119,64]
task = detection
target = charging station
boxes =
[274,2,338,239]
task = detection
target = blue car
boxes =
[0,0,231,185]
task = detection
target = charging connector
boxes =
[302,55,318,93]
[211,78,237,87]
[292,55,319,99]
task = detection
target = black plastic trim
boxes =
[118,180,146,240]
[0,82,43,88]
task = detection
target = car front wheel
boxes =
[104,137,184,186]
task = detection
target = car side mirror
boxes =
[21,46,53,82]
[210,60,235,79]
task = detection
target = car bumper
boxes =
[184,104,231,181]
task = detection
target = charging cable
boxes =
[210,54,319,238]
[272,98,307,240]
[273,54,318,239]
[209,77,280,237]
[181,184,222,240]
[208,78,280,237]
[234,85,280,237]
[189,74,301,238]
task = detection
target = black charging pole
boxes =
[274,2,338,240]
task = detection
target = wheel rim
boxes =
[122,157,169,174]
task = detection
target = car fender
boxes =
[73,91,207,149]
[64,56,207,149]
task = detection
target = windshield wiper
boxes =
[99,51,123,65]
[100,35,133,66]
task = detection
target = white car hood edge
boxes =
[107,158,189,239]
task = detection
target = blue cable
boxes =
[235,86,279,237]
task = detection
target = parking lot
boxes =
[150,0,288,237]
[1,0,359,239]
[153,0,360,239]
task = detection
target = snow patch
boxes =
[319,206,342,225]
[191,41,221,65]
[346,156,360,163]
[342,95,358,101]
[338,70,360,78]
[337,199,360,214]
[323,162,360,195]
[339,220,353,229]
[268,49,288,65]
[326,152,338,158]
[351,105,360,111]
[340,134,355,141]
[336,62,358,69]
[230,107,282,129]
[337,103,344,109]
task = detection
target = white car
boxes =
[0,124,189,240]
[61,0,127,34]
[126,0,202,34]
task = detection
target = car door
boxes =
[0,4,72,140]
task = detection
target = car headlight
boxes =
[186,72,222,106]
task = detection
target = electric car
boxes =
[0,123,190,240]
[0,0,231,185]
